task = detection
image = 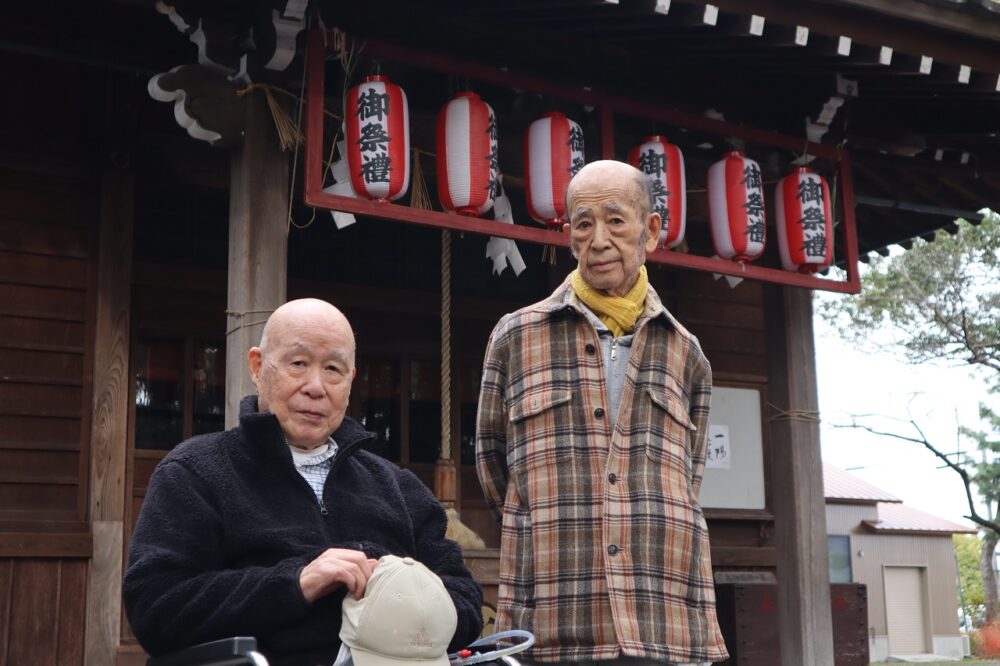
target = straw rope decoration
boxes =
[410,149,434,211]
[767,402,822,424]
[225,309,275,402]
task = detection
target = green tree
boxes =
[956,533,986,628]
[823,209,1000,620]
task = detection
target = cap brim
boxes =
[348,645,452,666]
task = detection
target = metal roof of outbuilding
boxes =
[823,463,903,504]
[864,501,977,534]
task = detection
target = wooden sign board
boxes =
[700,386,766,510]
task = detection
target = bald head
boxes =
[567,160,653,227]
[258,298,356,368]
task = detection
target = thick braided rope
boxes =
[440,230,452,459]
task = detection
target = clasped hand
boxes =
[299,548,379,603]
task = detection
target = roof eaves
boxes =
[862,519,976,535]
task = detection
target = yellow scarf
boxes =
[570,265,648,337]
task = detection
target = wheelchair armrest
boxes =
[146,637,264,666]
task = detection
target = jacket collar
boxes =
[534,272,678,331]
[238,395,375,460]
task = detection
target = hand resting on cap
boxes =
[299,548,379,603]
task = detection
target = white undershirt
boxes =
[288,438,338,504]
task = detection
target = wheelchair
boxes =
[146,630,535,666]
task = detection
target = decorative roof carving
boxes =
[148,65,246,148]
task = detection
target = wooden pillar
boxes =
[84,171,134,666]
[764,285,835,666]
[225,91,289,427]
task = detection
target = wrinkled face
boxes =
[567,166,660,297]
[248,314,356,450]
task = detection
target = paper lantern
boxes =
[628,135,686,249]
[525,112,585,229]
[707,151,766,262]
[345,75,410,201]
[775,167,834,272]
[436,92,499,216]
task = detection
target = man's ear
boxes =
[644,212,661,253]
[247,347,263,388]
[562,222,571,236]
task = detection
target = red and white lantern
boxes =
[627,135,686,249]
[436,92,499,216]
[775,167,834,272]
[707,151,766,262]
[524,112,585,229]
[345,75,410,201]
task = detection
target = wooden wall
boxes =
[673,270,776,570]
[0,168,98,665]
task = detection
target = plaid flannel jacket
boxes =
[475,277,729,664]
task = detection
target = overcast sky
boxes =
[814,299,993,529]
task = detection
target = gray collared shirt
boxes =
[577,303,634,431]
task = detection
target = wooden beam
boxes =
[970,71,1000,92]
[813,33,852,57]
[764,285,835,666]
[855,195,984,222]
[224,90,289,427]
[892,53,934,75]
[671,2,721,25]
[349,34,843,158]
[719,11,767,36]
[933,62,973,84]
[808,0,1000,43]
[767,23,810,47]
[0,531,93,557]
[86,171,134,524]
[850,43,893,66]
[700,0,1000,71]
[711,545,778,566]
[83,170,134,666]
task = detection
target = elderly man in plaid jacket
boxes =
[476,160,729,666]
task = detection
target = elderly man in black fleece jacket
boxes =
[123,298,483,666]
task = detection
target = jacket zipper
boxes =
[309,436,371,517]
[610,338,618,361]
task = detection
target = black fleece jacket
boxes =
[123,396,482,666]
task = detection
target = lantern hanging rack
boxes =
[304,28,861,294]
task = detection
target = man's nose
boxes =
[300,367,325,396]
[591,220,611,247]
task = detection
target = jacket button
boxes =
[607,545,619,556]
[585,343,596,354]
[608,473,617,484]
[594,407,605,419]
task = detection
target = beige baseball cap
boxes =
[339,555,458,666]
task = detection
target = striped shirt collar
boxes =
[288,437,339,467]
